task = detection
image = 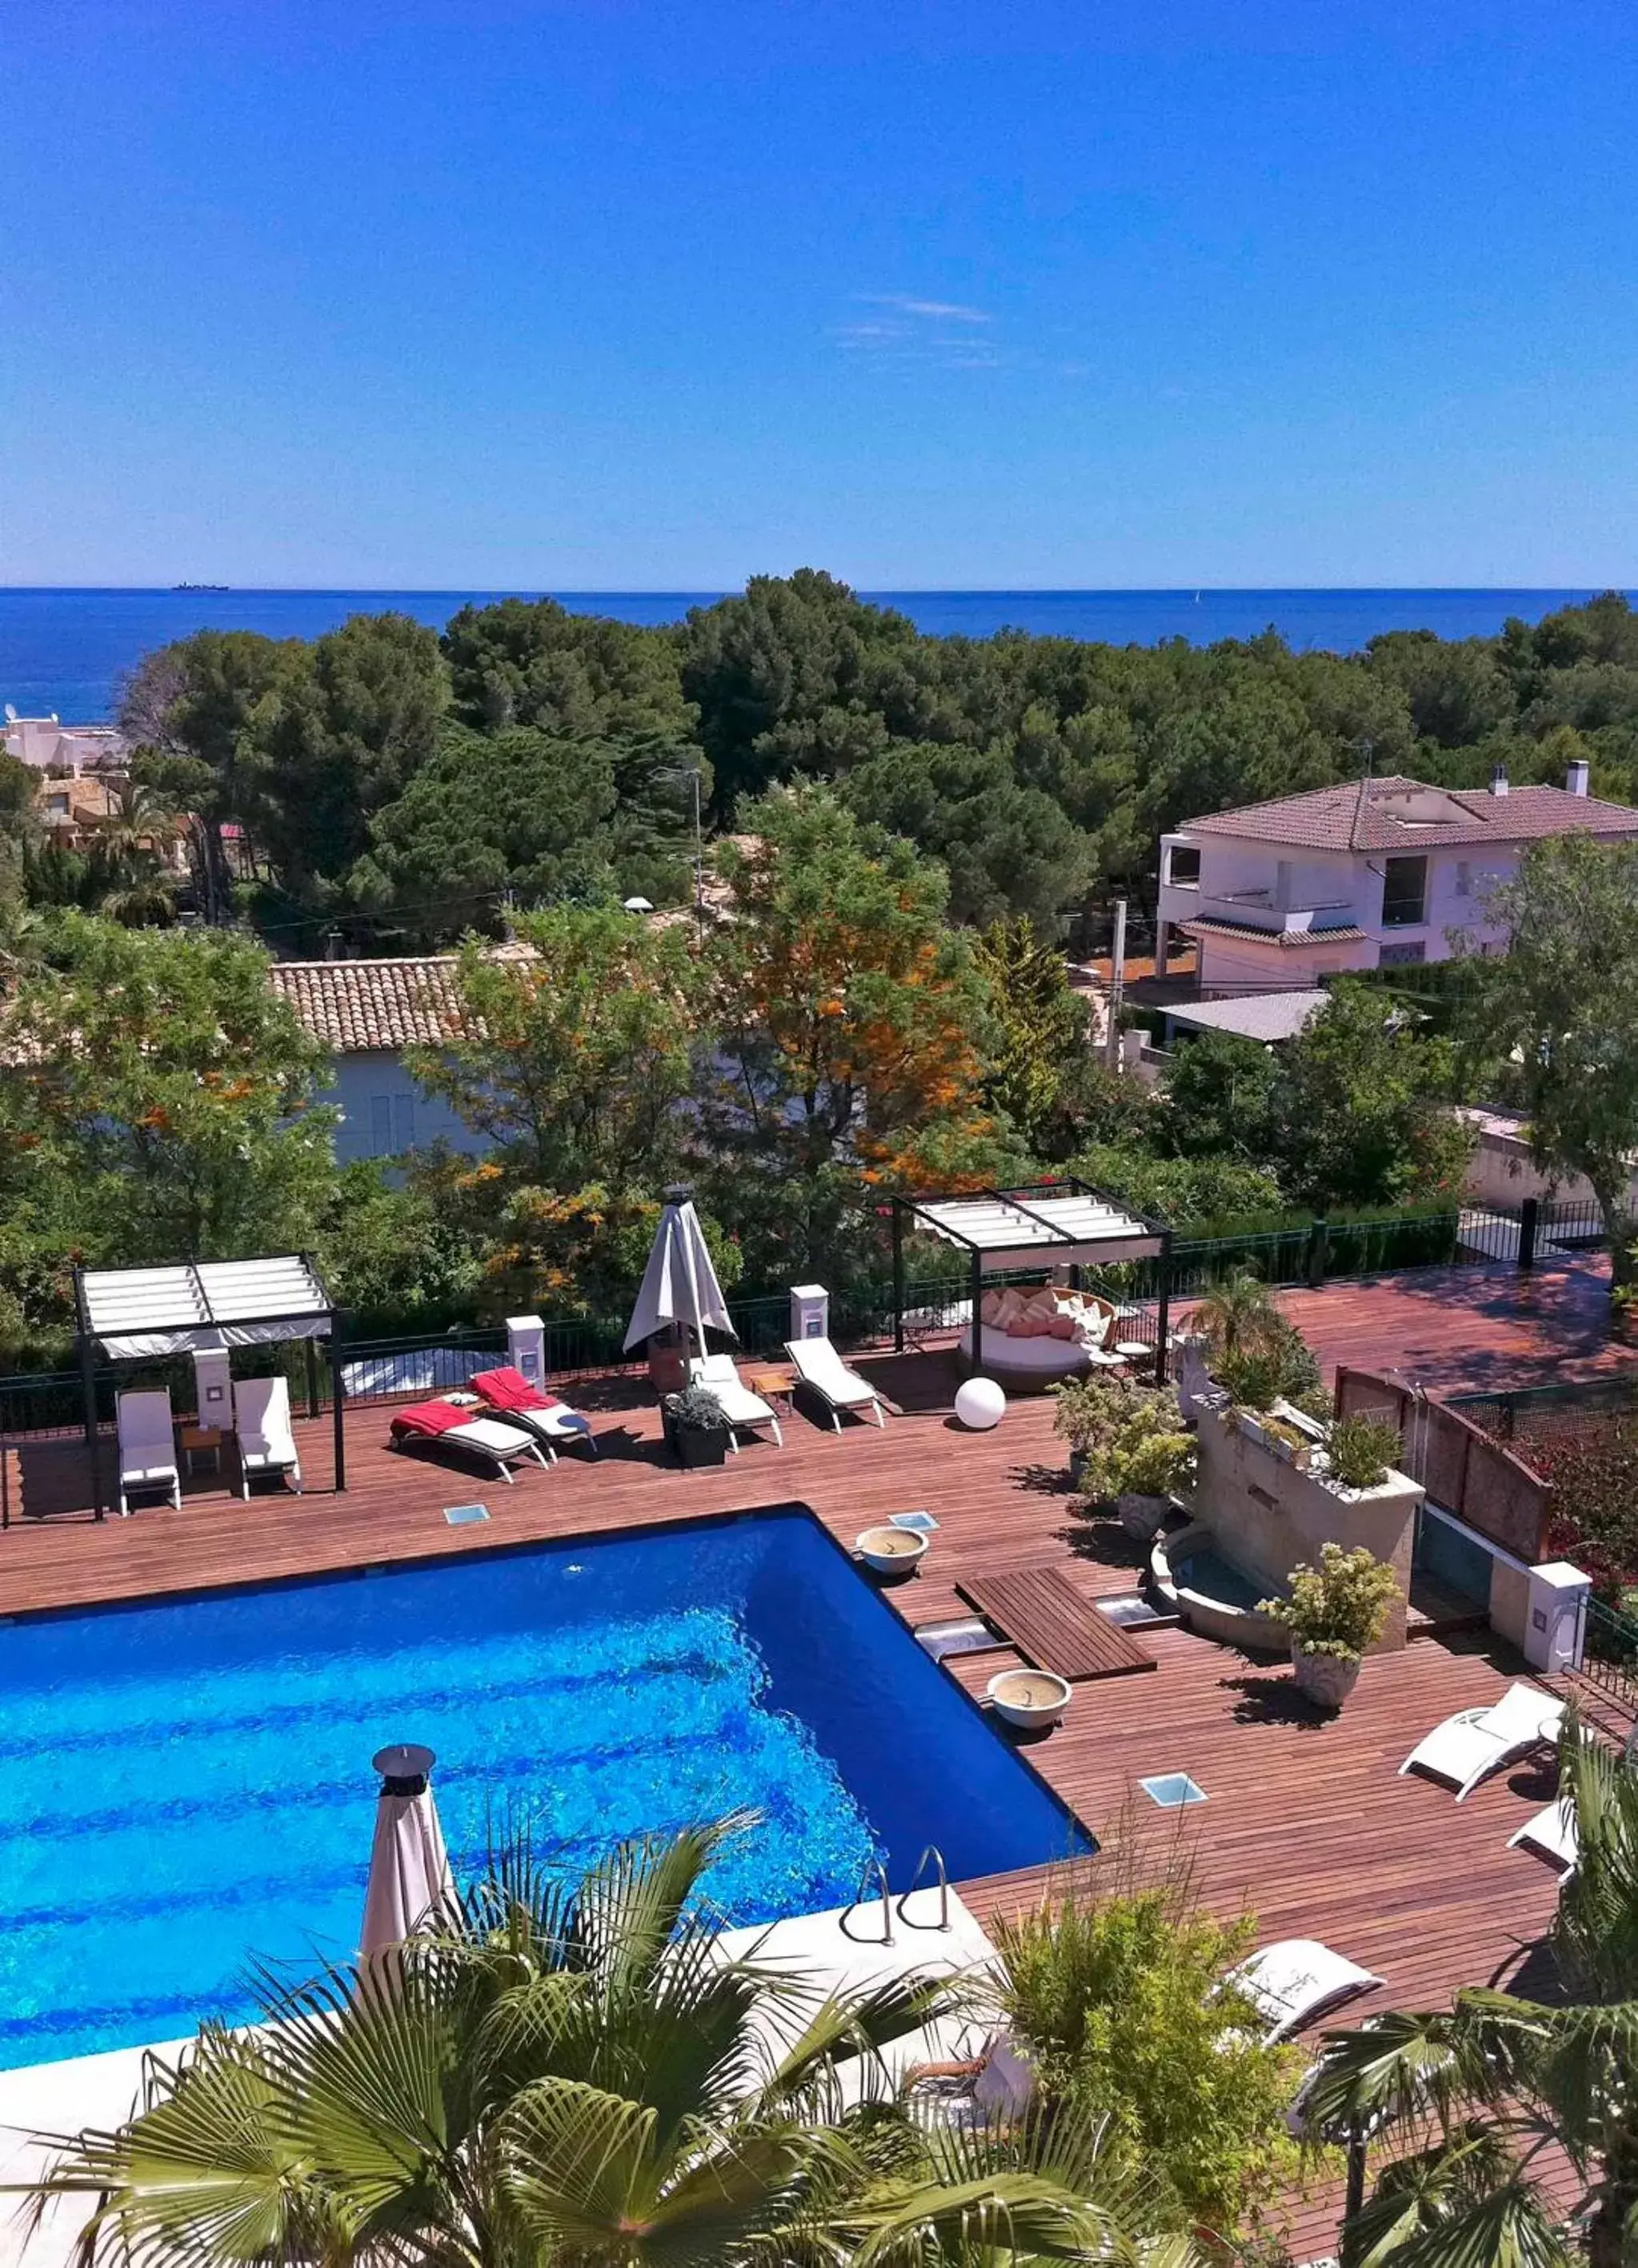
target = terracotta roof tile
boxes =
[1179,777,1638,851]
[268,958,469,1052]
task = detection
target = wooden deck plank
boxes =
[957,1565,1155,1678]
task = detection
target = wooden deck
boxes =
[1,1264,1631,2259]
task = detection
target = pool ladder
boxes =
[844,1845,951,1943]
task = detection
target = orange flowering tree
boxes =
[704,788,1023,1283]
[0,916,336,1335]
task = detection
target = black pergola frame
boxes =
[72,1254,347,1521]
[888,1177,1174,1380]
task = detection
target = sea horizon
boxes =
[3,583,1633,725]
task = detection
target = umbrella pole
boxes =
[679,1216,707,1366]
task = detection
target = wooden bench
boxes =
[958,1566,1156,1680]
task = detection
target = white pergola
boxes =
[74,1256,342,1518]
[891,1182,1172,1376]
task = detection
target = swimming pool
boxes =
[0,1505,1086,2070]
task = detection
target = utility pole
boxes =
[690,767,705,940]
[1103,895,1127,1072]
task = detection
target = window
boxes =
[1455,860,1472,898]
[1166,843,1200,887]
[393,1093,416,1150]
[1275,859,1293,910]
[1378,941,1427,968]
[1380,854,1428,927]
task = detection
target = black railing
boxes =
[1584,1598,1638,1710]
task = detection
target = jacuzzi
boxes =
[1150,1520,1289,1652]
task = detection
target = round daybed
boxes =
[955,1326,1094,1388]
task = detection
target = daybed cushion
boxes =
[957,1325,1091,1384]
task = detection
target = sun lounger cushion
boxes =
[471,1366,563,1414]
[390,1401,483,1441]
[1225,1939,1384,2042]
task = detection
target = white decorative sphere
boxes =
[955,1376,1006,1430]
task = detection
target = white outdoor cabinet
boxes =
[789,1284,830,1343]
[193,1342,231,1426]
[507,1314,547,1385]
[1524,1561,1590,1674]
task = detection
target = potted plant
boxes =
[1324,1411,1404,1495]
[1055,1377,1195,1536]
[663,1382,731,1468]
[1111,1423,1197,1539]
[1052,1374,1123,1486]
[1260,1542,1401,1710]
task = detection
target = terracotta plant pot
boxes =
[1292,1645,1361,1711]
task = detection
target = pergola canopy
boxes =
[77,1255,335,1362]
[906,1182,1165,1273]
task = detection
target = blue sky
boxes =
[3,0,1635,587]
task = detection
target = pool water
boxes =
[1174,1544,1273,1611]
[0,1506,1086,2070]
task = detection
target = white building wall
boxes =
[326,1050,490,1166]
[1159,830,1522,979]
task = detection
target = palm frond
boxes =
[1341,2126,1571,2268]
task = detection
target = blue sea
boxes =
[3,585,1632,723]
[0,1506,1083,2069]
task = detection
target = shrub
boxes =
[1327,1411,1404,1490]
[664,1382,727,1432]
[1055,1375,1195,1502]
[991,1870,1302,2234]
[1261,1540,1400,1662]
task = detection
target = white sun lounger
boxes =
[1223,1938,1385,2043]
[1399,1681,1566,1802]
[689,1353,783,1452]
[1508,1794,1579,1876]
[233,1375,302,1498]
[784,1336,887,1430]
[116,1388,182,1518]
[390,1406,552,1483]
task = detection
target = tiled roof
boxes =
[1179,916,1369,947]
[268,958,469,1052]
[1179,776,1638,851]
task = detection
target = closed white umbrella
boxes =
[623,1184,735,1357]
[359,1743,458,1963]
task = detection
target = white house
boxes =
[2,713,126,773]
[267,956,491,1165]
[1155,761,1638,994]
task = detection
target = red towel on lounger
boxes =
[471,1367,563,1415]
[390,1401,479,1442]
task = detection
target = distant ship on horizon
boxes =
[171,582,230,592]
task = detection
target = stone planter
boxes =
[987,1667,1071,1731]
[855,1525,927,1579]
[667,1422,728,1469]
[1292,1644,1361,1711]
[1117,1492,1171,1541]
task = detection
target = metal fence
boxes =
[1584,1597,1638,1712]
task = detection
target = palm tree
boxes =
[1302,1716,1638,2266]
[1190,1270,1285,1370]
[25,1815,1191,2268]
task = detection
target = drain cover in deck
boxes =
[443,1502,491,1526]
[891,1510,939,1533]
[1139,1771,1207,1809]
